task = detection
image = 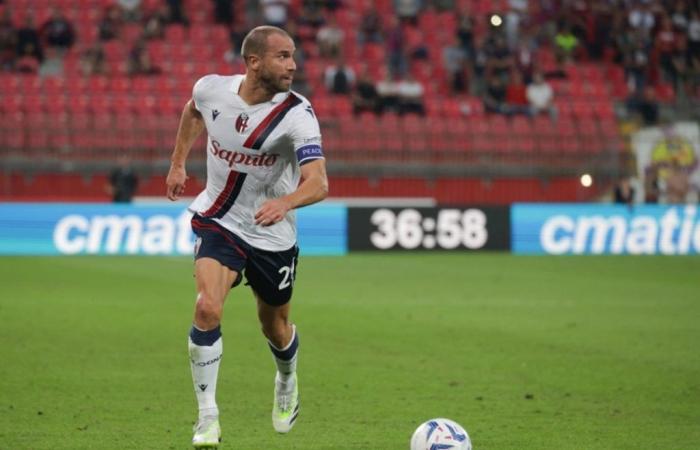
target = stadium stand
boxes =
[1,0,699,202]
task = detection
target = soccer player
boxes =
[165,26,328,448]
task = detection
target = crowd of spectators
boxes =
[1,0,699,122]
[0,0,191,76]
[251,0,700,120]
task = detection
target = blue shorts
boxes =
[191,214,299,306]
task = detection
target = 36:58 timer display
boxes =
[369,208,488,250]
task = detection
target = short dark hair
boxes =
[241,26,291,60]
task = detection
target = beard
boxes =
[259,66,292,94]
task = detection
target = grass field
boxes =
[0,254,699,449]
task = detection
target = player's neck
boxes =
[239,76,276,105]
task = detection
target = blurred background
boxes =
[0,0,698,205]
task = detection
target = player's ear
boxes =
[247,54,262,71]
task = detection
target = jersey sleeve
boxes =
[192,74,219,112]
[288,100,324,166]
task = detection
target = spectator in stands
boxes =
[212,0,234,25]
[483,34,514,81]
[107,155,139,203]
[554,23,578,63]
[352,65,381,115]
[666,159,690,203]
[16,13,42,62]
[505,71,529,115]
[588,2,615,60]
[670,0,689,32]
[324,57,355,95]
[455,5,475,59]
[526,71,556,118]
[358,3,383,45]
[80,42,105,75]
[40,8,75,51]
[688,44,700,96]
[443,37,468,93]
[505,0,527,50]
[483,75,508,114]
[317,16,344,59]
[118,0,142,22]
[143,6,167,40]
[514,38,535,83]
[0,9,17,70]
[377,71,402,113]
[397,73,425,115]
[260,0,290,28]
[656,16,677,84]
[688,10,700,60]
[127,39,159,75]
[626,85,659,125]
[165,0,189,26]
[409,31,429,60]
[15,43,40,73]
[613,176,636,205]
[670,35,693,97]
[98,5,123,41]
[324,0,343,12]
[628,2,656,39]
[298,1,326,29]
[385,16,407,77]
[394,0,423,25]
[623,30,651,93]
[644,165,660,204]
[430,0,454,12]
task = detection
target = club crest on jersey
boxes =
[235,113,249,134]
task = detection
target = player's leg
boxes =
[255,293,300,433]
[245,244,300,433]
[257,294,298,381]
[189,257,238,447]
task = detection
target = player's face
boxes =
[259,34,297,93]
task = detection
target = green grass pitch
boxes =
[1,254,699,449]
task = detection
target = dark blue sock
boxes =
[268,330,299,361]
[189,325,221,346]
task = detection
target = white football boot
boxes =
[272,372,299,433]
[192,415,221,448]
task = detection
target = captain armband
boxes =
[295,144,324,166]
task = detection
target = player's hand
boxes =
[255,198,292,226]
[166,164,188,201]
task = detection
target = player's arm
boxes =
[166,99,205,201]
[255,159,328,226]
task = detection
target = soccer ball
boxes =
[410,418,472,450]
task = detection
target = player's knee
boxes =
[194,291,222,328]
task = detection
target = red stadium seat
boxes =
[2,111,26,149]
[132,77,154,94]
[488,115,510,135]
[41,77,66,95]
[593,101,615,120]
[362,43,385,64]
[2,94,23,113]
[110,76,132,94]
[87,76,109,92]
[112,96,136,114]
[45,95,68,114]
[165,25,187,43]
[24,95,45,113]
[571,101,595,119]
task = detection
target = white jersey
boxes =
[188,74,324,251]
